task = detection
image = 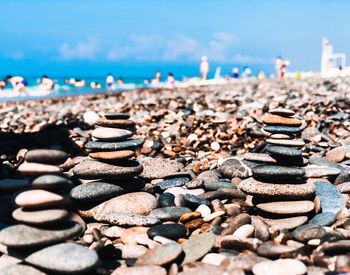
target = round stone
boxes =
[136,242,182,266]
[18,162,62,176]
[256,200,314,215]
[0,178,29,193]
[95,118,135,129]
[73,160,143,179]
[239,178,315,199]
[264,125,302,135]
[266,146,302,159]
[112,266,166,275]
[149,206,191,221]
[140,158,182,179]
[92,128,133,141]
[292,224,327,242]
[219,158,252,179]
[104,112,130,120]
[15,189,65,208]
[269,108,295,117]
[232,224,255,238]
[12,208,69,225]
[70,181,125,202]
[253,259,306,275]
[25,243,99,273]
[94,213,159,226]
[263,115,301,126]
[204,181,236,191]
[266,139,305,147]
[89,150,135,161]
[325,146,346,163]
[158,193,175,207]
[0,221,82,248]
[31,175,71,190]
[85,139,143,151]
[257,242,299,259]
[154,177,190,191]
[116,244,147,258]
[25,149,68,165]
[147,224,187,240]
[252,165,305,180]
[260,216,308,231]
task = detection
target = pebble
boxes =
[232,224,255,238]
[266,138,305,147]
[140,158,182,179]
[264,125,302,134]
[252,165,305,180]
[263,115,301,126]
[269,108,295,117]
[104,112,130,119]
[314,180,344,213]
[256,200,314,215]
[31,175,71,190]
[85,139,143,151]
[304,166,341,177]
[0,264,47,275]
[112,266,166,275]
[308,212,336,226]
[219,158,252,179]
[196,204,211,217]
[261,216,308,230]
[266,145,302,159]
[95,118,135,129]
[25,149,68,164]
[12,208,69,225]
[95,213,160,226]
[204,181,236,191]
[292,224,327,242]
[15,189,65,208]
[101,226,124,238]
[89,150,135,160]
[257,242,299,259]
[244,153,277,164]
[322,240,350,255]
[18,162,62,175]
[181,232,216,264]
[253,259,307,275]
[92,127,133,141]
[154,177,190,191]
[147,223,187,240]
[25,243,99,273]
[0,178,29,193]
[116,244,147,258]
[136,242,182,266]
[150,206,191,221]
[325,146,346,163]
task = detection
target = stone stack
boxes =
[0,149,99,274]
[240,108,316,230]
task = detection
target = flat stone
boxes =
[263,115,301,126]
[12,208,69,225]
[25,149,68,165]
[314,180,344,214]
[308,212,336,226]
[140,158,182,179]
[92,127,133,141]
[252,165,305,180]
[136,242,182,266]
[325,146,346,163]
[150,206,191,221]
[95,213,160,226]
[220,236,260,251]
[270,133,294,139]
[244,153,277,164]
[266,139,305,147]
[181,232,216,264]
[180,194,210,209]
[221,213,251,235]
[0,178,29,193]
[266,146,302,159]
[0,221,82,248]
[239,178,315,199]
[292,224,327,242]
[309,156,345,171]
[260,216,308,230]
[116,244,147,258]
[264,125,302,135]
[70,181,125,202]
[232,224,255,238]
[73,160,143,179]
[322,240,350,255]
[95,118,135,129]
[104,112,130,120]
[257,242,298,259]
[0,264,46,275]
[338,181,350,193]
[101,226,124,238]
[269,108,295,117]
[253,259,306,275]
[120,227,148,245]
[204,181,236,191]
[25,243,99,273]
[18,162,62,176]
[154,177,190,191]
[112,266,166,275]
[224,254,266,273]
[85,139,143,151]
[15,190,64,208]
[31,175,71,191]
[305,166,341,178]
[197,170,220,184]
[256,200,314,215]
[219,158,252,179]
[89,150,135,160]
[147,224,187,240]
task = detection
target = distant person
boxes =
[241,66,252,78]
[106,73,115,90]
[231,67,240,79]
[200,56,209,80]
[40,75,55,91]
[117,77,124,86]
[275,56,290,79]
[6,75,27,92]
[257,70,266,80]
[74,79,86,88]
[151,70,161,87]
[0,80,6,90]
[166,72,175,88]
[90,82,101,89]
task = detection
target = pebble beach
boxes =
[0,77,350,274]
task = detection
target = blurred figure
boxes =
[6,75,27,92]
[231,67,240,79]
[151,70,161,87]
[90,82,101,89]
[0,80,6,90]
[257,70,266,80]
[241,67,252,78]
[74,79,86,88]
[200,56,209,80]
[106,73,115,90]
[40,75,55,91]
[166,72,175,88]
[117,77,124,86]
[275,56,290,79]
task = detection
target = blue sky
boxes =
[1,0,350,78]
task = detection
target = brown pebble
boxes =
[221,213,251,236]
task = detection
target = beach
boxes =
[0,77,350,274]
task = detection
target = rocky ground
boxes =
[0,77,349,274]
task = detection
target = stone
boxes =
[150,206,191,221]
[219,158,252,179]
[204,181,236,191]
[263,115,301,126]
[239,177,315,199]
[201,253,226,266]
[257,242,299,259]
[232,224,255,238]
[158,193,175,207]
[251,216,270,241]
[269,108,295,117]
[244,153,277,164]
[253,259,306,275]
[322,240,350,255]
[120,227,148,245]
[256,200,314,215]
[224,254,266,273]
[180,194,210,209]
[89,150,135,160]
[85,139,143,151]
[264,125,302,135]
[252,165,305,180]
[12,208,69,225]
[92,127,133,141]
[195,205,211,217]
[292,224,327,242]
[25,243,99,273]
[140,158,182,179]
[314,180,344,214]
[197,170,220,184]
[101,226,124,238]
[147,224,187,240]
[304,166,341,178]
[325,146,346,163]
[112,266,166,275]
[95,118,135,129]
[0,264,46,275]
[266,139,305,147]
[154,177,190,191]
[117,244,147,258]
[31,175,71,190]
[261,216,308,230]
[70,181,125,202]
[0,221,82,248]
[73,160,143,179]
[15,189,65,208]
[0,178,29,193]
[308,212,336,226]
[266,146,302,159]
[220,236,261,251]
[18,162,62,176]
[221,213,251,235]
[25,149,68,164]
[181,232,216,264]
[95,213,160,226]
[136,242,182,266]
[104,112,130,119]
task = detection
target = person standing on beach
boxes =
[6,75,27,93]
[275,56,290,79]
[40,75,55,91]
[200,56,209,80]
[151,71,161,87]
[231,67,240,79]
[166,72,175,88]
[106,73,115,90]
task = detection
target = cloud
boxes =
[107,32,267,64]
[59,37,100,60]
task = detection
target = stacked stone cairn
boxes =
[240,108,316,230]
[0,149,99,274]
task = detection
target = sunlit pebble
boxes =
[211,141,220,152]
[161,132,170,138]
[187,133,198,142]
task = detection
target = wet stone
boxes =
[150,206,191,221]
[308,212,336,226]
[219,158,252,179]
[31,175,71,191]
[252,165,305,180]
[292,224,327,242]
[25,149,68,165]
[92,127,133,141]
[136,242,182,266]
[147,223,187,240]
[85,139,143,151]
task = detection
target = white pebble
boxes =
[196,204,211,217]
[233,224,255,238]
[201,253,226,266]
